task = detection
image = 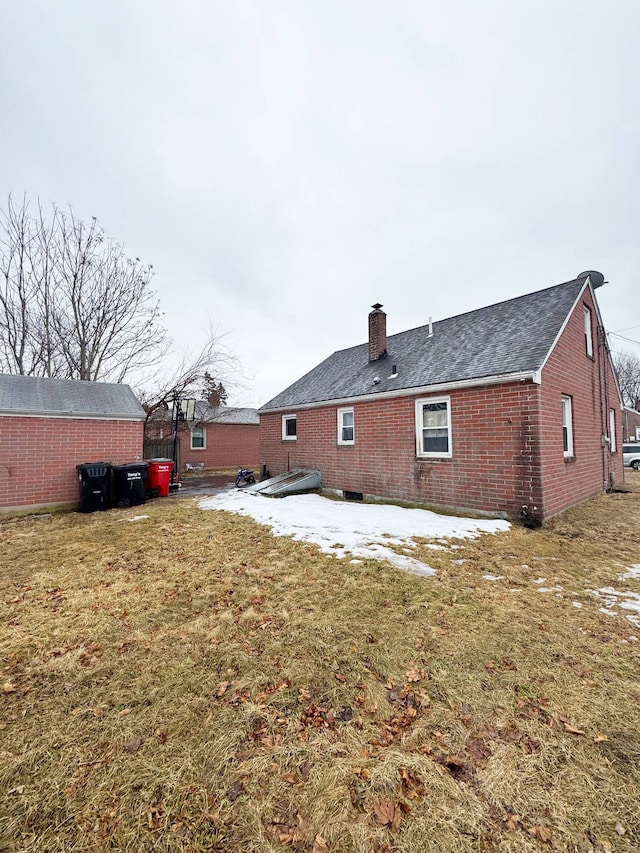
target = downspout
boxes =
[596,324,608,491]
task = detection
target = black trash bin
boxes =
[77,462,112,513]
[112,462,148,508]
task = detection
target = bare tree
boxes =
[612,349,640,409]
[0,194,169,382]
[139,328,240,422]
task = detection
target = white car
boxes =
[623,444,640,470]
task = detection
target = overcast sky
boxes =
[2,0,639,406]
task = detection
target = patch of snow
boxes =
[537,586,563,593]
[482,574,505,581]
[572,601,583,608]
[590,587,640,628]
[534,577,547,584]
[126,515,149,522]
[620,565,640,581]
[199,491,509,577]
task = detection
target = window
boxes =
[561,396,574,458]
[191,425,205,450]
[337,407,354,445]
[609,409,617,452]
[416,396,452,458]
[584,306,593,357]
[282,414,297,440]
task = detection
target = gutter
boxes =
[259,370,540,414]
[0,409,146,421]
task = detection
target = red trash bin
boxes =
[145,458,174,497]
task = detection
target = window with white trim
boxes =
[191,425,205,450]
[609,409,617,452]
[561,396,574,458]
[584,306,593,357]
[282,414,297,440]
[337,407,354,445]
[416,397,452,458]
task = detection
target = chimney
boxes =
[368,303,387,362]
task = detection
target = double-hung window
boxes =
[191,425,205,449]
[561,396,574,458]
[584,306,593,357]
[609,409,617,452]
[416,397,452,458]
[337,407,354,445]
[282,414,297,440]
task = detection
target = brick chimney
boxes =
[368,303,387,362]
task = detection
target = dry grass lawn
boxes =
[1,474,640,852]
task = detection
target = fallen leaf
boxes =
[124,737,143,753]
[562,722,585,735]
[155,727,168,743]
[334,672,347,682]
[226,781,245,801]
[503,813,521,831]
[283,773,297,785]
[528,825,552,842]
[312,835,328,853]
[3,682,17,694]
[406,667,423,682]
[373,799,396,826]
[593,732,609,742]
[215,680,229,698]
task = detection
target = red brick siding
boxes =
[0,416,144,511]
[181,422,259,470]
[623,408,640,442]
[538,288,623,519]
[260,381,544,518]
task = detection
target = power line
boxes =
[607,331,640,346]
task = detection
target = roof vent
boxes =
[578,270,606,289]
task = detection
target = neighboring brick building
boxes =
[259,272,624,523]
[0,374,145,513]
[146,405,259,472]
[623,406,640,442]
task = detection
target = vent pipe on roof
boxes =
[368,303,387,362]
[428,316,433,337]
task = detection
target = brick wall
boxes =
[623,408,640,442]
[0,416,144,511]
[260,380,544,518]
[182,422,259,470]
[538,287,623,519]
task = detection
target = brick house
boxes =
[0,374,145,513]
[146,404,259,472]
[623,406,640,442]
[259,272,624,523]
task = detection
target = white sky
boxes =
[2,1,640,406]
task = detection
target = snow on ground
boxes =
[590,586,640,628]
[198,491,510,577]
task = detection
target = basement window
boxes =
[562,396,574,458]
[282,414,297,441]
[337,407,355,445]
[191,426,205,450]
[416,396,452,458]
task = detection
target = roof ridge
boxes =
[331,277,586,356]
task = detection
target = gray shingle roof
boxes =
[260,277,588,411]
[196,405,259,425]
[0,374,146,419]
